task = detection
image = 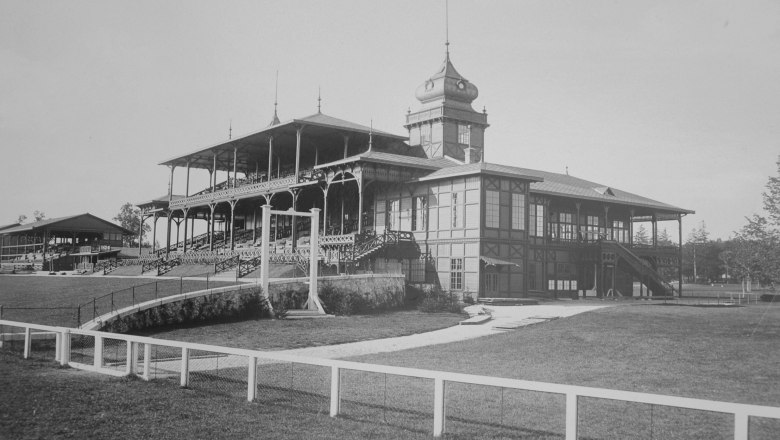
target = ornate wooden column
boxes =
[168,165,176,201]
[229,200,237,251]
[295,126,304,180]
[678,214,683,297]
[357,172,364,234]
[232,147,238,188]
[267,136,274,180]
[208,204,216,251]
[151,212,159,253]
[185,160,191,197]
[212,152,217,192]
[182,208,189,253]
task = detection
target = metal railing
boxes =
[3,318,778,439]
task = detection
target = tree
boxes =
[763,155,780,226]
[723,216,778,291]
[113,203,149,247]
[634,225,650,245]
[657,228,674,246]
[16,214,27,224]
[33,210,46,222]
[686,221,710,282]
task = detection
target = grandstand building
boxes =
[137,48,692,299]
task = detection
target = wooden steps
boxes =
[285,310,334,319]
[478,298,539,306]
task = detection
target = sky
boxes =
[1,0,778,241]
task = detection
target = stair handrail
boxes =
[214,255,240,274]
[604,240,677,296]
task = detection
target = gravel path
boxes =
[279,304,610,359]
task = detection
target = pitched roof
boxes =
[315,150,460,171]
[0,223,20,232]
[0,213,134,235]
[292,113,405,139]
[415,162,544,183]
[522,168,693,214]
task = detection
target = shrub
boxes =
[418,286,462,313]
[760,294,780,303]
[101,286,265,333]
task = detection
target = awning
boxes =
[480,256,520,267]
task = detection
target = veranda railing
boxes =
[2,318,779,439]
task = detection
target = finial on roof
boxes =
[566,166,569,176]
[368,119,373,151]
[445,0,450,58]
[229,119,232,140]
[483,106,487,114]
[317,86,322,113]
[269,70,281,126]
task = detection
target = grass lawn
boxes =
[0,275,236,326]
[0,355,431,440]
[134,311,465,350]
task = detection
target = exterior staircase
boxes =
[600,241,676,296]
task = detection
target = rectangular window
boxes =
[511,193,525,230]
[530,204,545,237]
[450,258,463,290]
[411,196,426,231]
[409,259,426,283]
[612,220,627,243]
[458,124,470,145]
[451,191,464,228]
[557,212,574,240]
[485,190,500,228]
[386,199,400,231]
[586,215,600,242]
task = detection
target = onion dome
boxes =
[415,52,479,106]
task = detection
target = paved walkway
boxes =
[279,304,610,359]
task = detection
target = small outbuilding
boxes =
[0,213,133,272]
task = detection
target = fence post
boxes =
[330,366,341,417]
[247,356,257,402]
[60,329,70,366]
[55,332,61,362]
[142,343,152,381]
[734,412,748,440]
[180,347,189,387]
[180,277,183,295]
[93,298,96,320]
[433,377,445,437]
[126,341,137,376]
[94,335,103,369]
[132,286,135,305]
[23,327,31,359]
[565,393,579,440]
[111,292,114,311]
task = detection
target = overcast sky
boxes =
[1,0,778,240]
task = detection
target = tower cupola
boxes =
[415,52,479,111]
[405,49,488,162]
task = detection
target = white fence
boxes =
[2,318,780,439]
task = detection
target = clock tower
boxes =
[404,50,488,163]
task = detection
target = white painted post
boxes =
[433,377,445,437]
[142,343,152,381]
[734,412,748,440]
[330,366,340,417]
[260,205,271,300]
[23,327,31,359]
[565,393,579,440]
[126,341,138,376]
[247,356,257,402]
[309,208,320,311]
[94,335,103,368]
[55,332,61,362]
[60,329,70,366]
[180,347,189,387]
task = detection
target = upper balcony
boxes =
[168,169,324,210]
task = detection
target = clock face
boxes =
[457,81,465,90]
